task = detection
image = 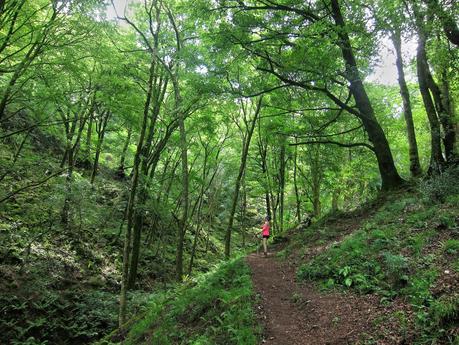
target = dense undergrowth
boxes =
[286,171,459,344]
[0,135,234,344]
[100,257,259,345]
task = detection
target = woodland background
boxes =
[0,0,458,344]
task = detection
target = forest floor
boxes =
[246,214,413,345]
[247,250,411,345]
[248,252,370,344]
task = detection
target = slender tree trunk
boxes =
[61,148,74,227]
[240,173,247,248]
[164,9,190,281]
[83,110,94,166]
[311,146,321,217]
[118,126,132,173]
[127,182,147,289]
[293,142,301,223]
[127,77,169,289]
[119,57,155,328]
[257,122,272,219]
[188,204,203,276]
[332,188,339,212]
[90,111,110,184]
[330,0,403,190]
[224,97,262,259]
[270,188,278,237]
[188,145,210,275]
[426,67,456,162]
[392,30,422,177]
[61,111,87,227]
[278,140,286,233]
[423,65,455,161]
[174,82,189,281]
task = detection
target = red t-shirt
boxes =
[262,222,270,236]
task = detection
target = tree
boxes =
[370,0,423,177]
[212,0,404,190]
[224,96,262,259]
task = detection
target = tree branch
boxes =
[290,139,374,151]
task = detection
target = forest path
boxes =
[246,251,379,345]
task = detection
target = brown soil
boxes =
[246,250,411,345]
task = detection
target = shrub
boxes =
[420,167,459,204]
[382,252,409,288]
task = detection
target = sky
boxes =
[366,36,418,86]
[105,0,416,87]
[105,0,132,19]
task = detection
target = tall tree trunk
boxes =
[119,57,155,328]
[188,145,210,275]
[330,0,403,190]
[61,110,87,227]
[391,30,422,177]
[83,112,94,166]
[61,147,74,227]
[416,35,445,174]
[224,97,262,259]
[293,142,301,223]
[257,121,272,219]
[278,140,286,233]
[426,66,457,162]
[241,176,247,248]
[174,81,189,281]
[127,77,168,289]
[311,146,321,217]
[165,8,190,282]
[439,70,457,161]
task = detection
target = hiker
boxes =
[260,215,270,257]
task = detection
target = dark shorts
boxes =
[262,235,270,239]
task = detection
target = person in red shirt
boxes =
[260,216,270,257]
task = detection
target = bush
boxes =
[382,252,409,289]
[420,167,459,204]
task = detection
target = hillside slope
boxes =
[285,188,459,344]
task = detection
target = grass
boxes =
[103,257,259,345]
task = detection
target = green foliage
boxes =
[420,167,459,204]
[115,258,259,345]
[415,294,459,344]
[443,240,459,255]
[0,286,152,345]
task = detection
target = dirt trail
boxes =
[246,252,380,345]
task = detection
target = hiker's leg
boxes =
[263,238,267,254]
